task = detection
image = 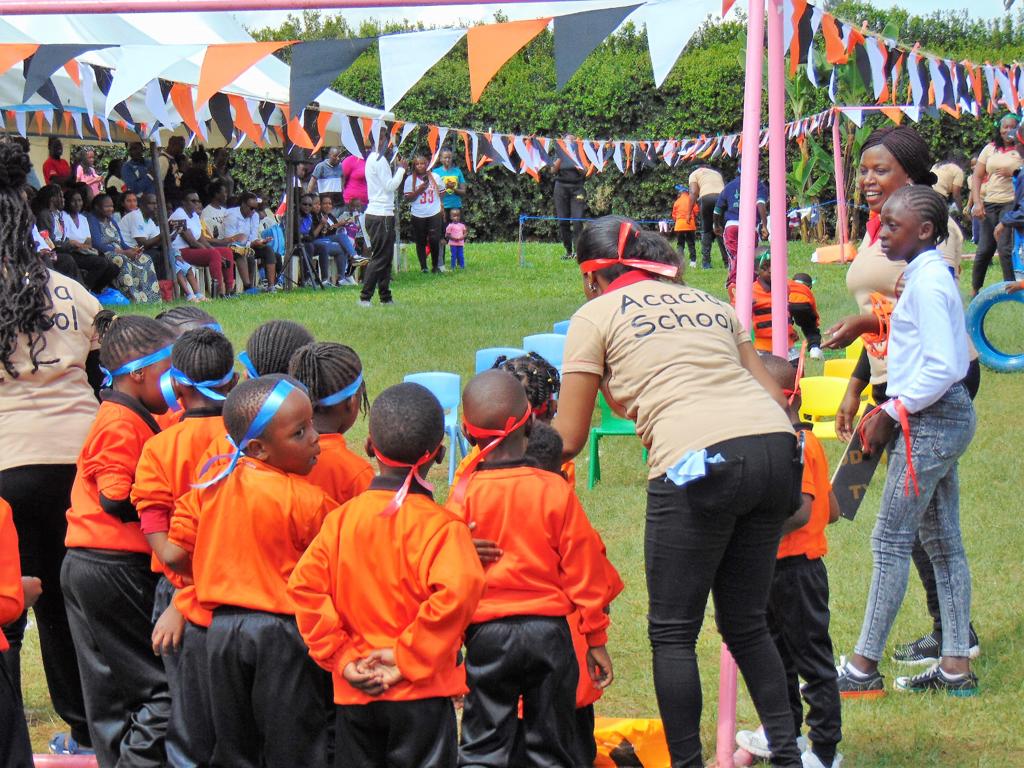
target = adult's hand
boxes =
[822,314,877,350]
[835,388,864,443]
[972,202,985,219]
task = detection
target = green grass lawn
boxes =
[20,239,1024,765]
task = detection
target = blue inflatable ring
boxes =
[966,282,1024,373]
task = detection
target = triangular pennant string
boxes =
[379,28,466,111]
[23,44,108,103]
[553,5,640,90]
[197,41,291,109]
[467,17,551,102]
[288,38,374,117]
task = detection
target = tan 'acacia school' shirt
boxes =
[563,273,793,479]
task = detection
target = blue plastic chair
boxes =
[403,372,468,484]
[522,333,567,370]
[552,320,571,335]
[475,347,527,374]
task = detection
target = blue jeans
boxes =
[855,383,976,661]
[449,245,464,269]
[312,238,344,283]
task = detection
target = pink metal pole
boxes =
[767,0,788,358]
[716,643,740,768]
[732,0,766,333]
[831,111,850,262]
[0,0,581,13]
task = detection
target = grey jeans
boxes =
[855,382,976,661]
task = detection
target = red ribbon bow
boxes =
[858,400,919,497]
[373,445,441,517]
[579,221,679,279]
[782,341,808,405]
[448,405,532,506]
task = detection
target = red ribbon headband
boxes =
[782,341,808,405]
[449,405,532,506]
[373,444,442,517]
[578,221,679,279]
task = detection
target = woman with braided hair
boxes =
[823,125,981,676]
[0,138,95,757]
[970,113,1023,293]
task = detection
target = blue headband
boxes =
[100,345,172,388]
[237,350,259,378]
[317,373,363,408]
[194,379,299,489]
[160,367,235,412]
[204,322,223,332]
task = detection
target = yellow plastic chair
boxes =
[798,376,849,441]
[823,358,857,379]
[846,336,865,360]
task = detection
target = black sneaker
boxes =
[893,628,980,666]
[561,251,574,261]
[836,658,885,699]
[894,664,979,697]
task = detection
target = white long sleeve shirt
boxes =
[883,249,969,418]
[224,207,260,246]
[364,152,405,217]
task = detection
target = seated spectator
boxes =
[13,138,41,189]
[121,192,170,285]
[296,193,332,286]
[57,187,120,294]
[317,193,358,285]
[74,148,103,201]
[43,137,71,185]
[30,189,83,284]
[114,190,137,226]
[202,179,253,290]
[123,142,156,195]
[87,193,160,303]
[226,191,281,292]
[104,158,128,198]
[341,198,369,262]
[169,190,235,297]
[307,146,344,198]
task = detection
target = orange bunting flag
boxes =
[228,94,265,148]
[170,82,204,139]
[820,15,847,65]
[427,124,440,158]
[287,116,315,150]
[467,17,552,102]
[880,107,904,124]
[196,41,291,108]
[64,59,81,87]
[311,110,333,153]
[0,44,39,78]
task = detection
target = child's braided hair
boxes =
[244,320,314,376]
[288,342,369,415]
[172,328,234,384]
[155,305,219,334]
[0,139,54,378]
[886,185,950,245]
[492,352,561,419]
[95,311,177,372]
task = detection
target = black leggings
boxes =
[0,464,91,746]
[676,230,697,260]
[553,182,585,255]
[698,194,728,267]
[71,249,120,293]
[411,213,443,271]
[646,432,802,768]
[972,201,1016,292]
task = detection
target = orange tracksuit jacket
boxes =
[65,394,160,554]
[132,411,227,626]
[302,433,375,505]
[169,458,336,615]
[447,464,612,647]
[777,429,831,560]
[453,446,577,488]
[570,529,624,707]
[0,500,24,652]
[289,487,486,705]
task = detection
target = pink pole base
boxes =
[33,756,98,767]
[715,643,739,768]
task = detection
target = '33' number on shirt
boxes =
[419,188,435,205]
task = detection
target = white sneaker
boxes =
[802,750,843,768]
[357,300,372,308]
[736,726,807,759]
[809,346,823,360]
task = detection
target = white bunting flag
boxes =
[379,28,467,111]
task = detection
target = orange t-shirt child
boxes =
[766,427,842,760]
[449,462,613,767]
[62,391,171,767]
[453,444,576,488]
[0,499,34,766]
[673,190,697,232]
[303,432,374,503]
[169,456,337,767]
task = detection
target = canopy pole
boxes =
[767,0,789,359]
[831,112,850,262]
[284,150,296,291]
[150,140,178,300]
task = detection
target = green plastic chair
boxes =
[587,393,644,489]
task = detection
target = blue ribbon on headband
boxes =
[204,322,223,332]
[100,345,172,388]
[193,379,298,489]
[160,367,235,412]
[317,373,363,407]
[237,350,259,378]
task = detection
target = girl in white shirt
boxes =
[402,155,444,273]
[837,185,978,698]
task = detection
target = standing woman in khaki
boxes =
[970,113,1023,294]
[0,139,96,755]
[554,216,802,767]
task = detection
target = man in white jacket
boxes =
[359,127,408,306]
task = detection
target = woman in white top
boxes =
[60,188,120,294]
[969,113,1024,294]
[168,190,236,297]
[403,155,444,273]
[0,140,94,755]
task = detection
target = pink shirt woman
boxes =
[341,155,368,206]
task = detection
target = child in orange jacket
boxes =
[672,184,698,267]
[131,326,237,768]
[448,370,614,767]
[736,357,842,768]
[1,498,39,768]
[288,342,374,503]
[164,375,335,768]
[289,382,486,768]
[61,312,177,768]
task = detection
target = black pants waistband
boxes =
[67,548,152,567]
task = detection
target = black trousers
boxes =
[51,250,85,285]
[676,230,697,261]
[175,622,215,768]
[0,652,33,768]
[152,576,195,768]
[61,548,169,768]
[72,249,121,293]
[767,556,841,763]
[698,194,727,267]
[645,432,802,768]
[553,182,585,255]
[336,697,457,768]
[0,464,91,746]
[972,201,1016,292]
[412,213,444,271]
[207,608,330,768]
[460,615,580,768]
[360,214,396,303]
